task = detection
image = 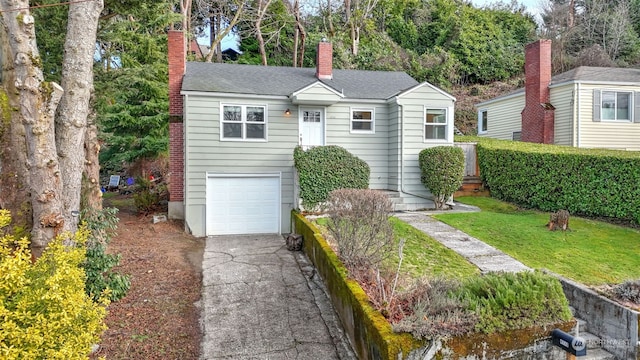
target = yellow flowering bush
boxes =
[0,210,108,359]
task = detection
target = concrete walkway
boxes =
[200,234,356,360]
[394,206,530,273]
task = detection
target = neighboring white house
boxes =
[167,31,456,237]
[476,39,640,149]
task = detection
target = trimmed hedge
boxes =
[293,145,370,209]
[418,146,465,209]
[464,136,640,224]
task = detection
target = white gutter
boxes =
[576,82,581,147]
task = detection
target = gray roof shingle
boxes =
[182,62,419,100]
[477,66,640,105]
[551,66,640,84]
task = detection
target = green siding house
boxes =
[167,31,456,237]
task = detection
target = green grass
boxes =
[389,217,479,280]
[101,191,119,199]
[433,196,640,285]
[314,217,479,280]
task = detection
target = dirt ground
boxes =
[91,195,204,359]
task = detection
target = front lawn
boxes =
[388,217,479,279]
[314,216,479,280]
[433,196,640,285]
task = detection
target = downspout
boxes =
[576,82,581,147]
[398,102,432,200]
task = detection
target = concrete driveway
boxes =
[200,234,355,360]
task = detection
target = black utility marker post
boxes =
[551,329,587,359]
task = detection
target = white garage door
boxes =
[206,174,281,235]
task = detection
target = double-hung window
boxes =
[424,108,448,141]
[601,91,631,121]
[221,104,267,140]
[351,108,374,133]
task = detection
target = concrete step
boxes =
[580,331,603,350]
[376,190,434,211]
[572,317,588,333]
[571,318,602,350]
[581,348,616,360]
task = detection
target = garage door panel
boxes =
[206,175,280,235]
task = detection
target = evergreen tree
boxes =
[96,2,180,171]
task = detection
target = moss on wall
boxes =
[443,321,574,359]
[293,211,576,359]
[293,211,424,359]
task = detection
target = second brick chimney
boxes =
[316,40,332,80]
[521,39,555,144]
[168,30,185,212]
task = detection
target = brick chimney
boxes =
[316,40,332,80]
[521,39,555,144]
[168,30,185,209]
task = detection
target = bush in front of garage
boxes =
[293,145,370,210]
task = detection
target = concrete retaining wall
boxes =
[293,212,423,359]
[293,212,573,360]
[559,276,640,360]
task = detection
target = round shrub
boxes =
[418,146,465,209]
[294,145,370,210]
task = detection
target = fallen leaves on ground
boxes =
[91,197,204,360]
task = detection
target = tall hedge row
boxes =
[474,138,640,223]
[293,145,370,209]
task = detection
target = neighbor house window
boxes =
[425,108,448,140]
[478,110,488,134]
[512,131,521,141]
[601,91,631,121]
[351,108,374,133]
[221,104,267,140]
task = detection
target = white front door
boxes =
[299,108,325,148]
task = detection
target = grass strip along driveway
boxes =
[315,217,479,280]
[432,196,640,286]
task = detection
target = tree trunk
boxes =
[83,115,102,211]
[293,0,306,68]
[298,27,306,67]
[351,25,359,56]
[181,0,192,33]
[205,5,244,63]
[0,26,31,233]
[0,0,103,257]
[326,0,335,37]
[567,0,575,28]
[547,210,570,231]
[0,0,65,257]
[293,27,299,67]
[256,0,273,66]
[56,0,104,235]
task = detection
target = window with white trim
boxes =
[221,104,267,140]
[424,108,447,140]
[601,91,631,121]
[478,109,488,134]
[351,108,374,133]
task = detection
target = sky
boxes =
[470,0,546,21]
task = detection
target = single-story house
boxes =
[167,30,456,237]
[476,39,640,149]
